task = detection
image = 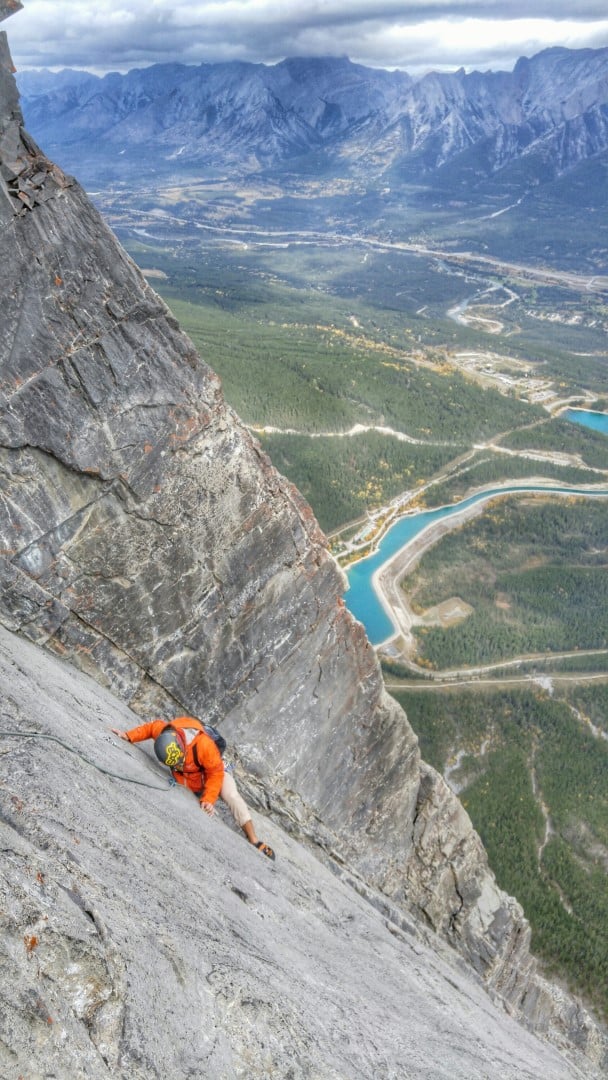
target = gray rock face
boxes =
[0,10,606,1069]
[0,624,599,1079]
[0,2,21,26]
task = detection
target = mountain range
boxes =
[16,48,608,193]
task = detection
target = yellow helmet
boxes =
[154,728,185,770]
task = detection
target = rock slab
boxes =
[0,624,597,1079]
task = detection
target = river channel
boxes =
[345,482,608,646]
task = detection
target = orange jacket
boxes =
[126,716,224,805]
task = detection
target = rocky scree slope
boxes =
[0,5,606,1067]
[0,623,599,1079]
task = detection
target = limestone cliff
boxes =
[1,624,596,1079]
[0,3,605,1068]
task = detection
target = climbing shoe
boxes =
[255,841,275,861]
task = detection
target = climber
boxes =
[110,717,275,860]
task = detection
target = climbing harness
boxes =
[0,729,173,791]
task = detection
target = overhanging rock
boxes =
[0,2,22,25]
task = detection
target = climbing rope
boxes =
[0,730,173,791]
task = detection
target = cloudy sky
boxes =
[7,0,608,76]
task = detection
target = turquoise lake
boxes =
[563,408,608,436]
[345,484,608,646]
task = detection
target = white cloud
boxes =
[6,0,608,74]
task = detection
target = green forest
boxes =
[259,432,455,532]
[391,686,608,1019]
[164,294,537,442]
[116,235,608,535]
[561,684,608,734]
[499,417,608,471]
[405,496,608,668]
[158,275,580,532]
[420,454,602,509]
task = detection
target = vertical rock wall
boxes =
[0,11,419,889]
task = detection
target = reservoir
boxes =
[563,408,608,436]
[345,484,608,646]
